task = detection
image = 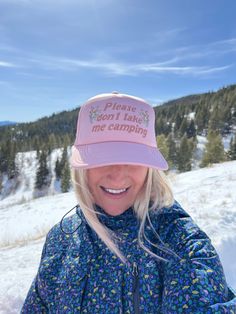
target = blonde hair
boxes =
[71,167,174,263]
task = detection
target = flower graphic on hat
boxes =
[140,110,149,127]
[89,106,100,123]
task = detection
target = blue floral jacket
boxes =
[21,201,236,313]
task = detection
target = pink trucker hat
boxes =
[71,92,168,170]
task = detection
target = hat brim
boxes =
[71,142,168,170]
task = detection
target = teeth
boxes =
[104,188,127,194]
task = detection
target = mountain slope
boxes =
[0,84,235,153]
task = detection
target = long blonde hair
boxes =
[71,167,174,263]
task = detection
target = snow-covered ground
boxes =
[0,160,236,313]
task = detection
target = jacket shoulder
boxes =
[43,212,83,255]
[149,200,190,230]
[153,203,236,313]
[154,200,189,217]
[149,201,216,260]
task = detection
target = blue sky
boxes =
[0,0,236,122]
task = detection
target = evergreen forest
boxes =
[1,84,236,197]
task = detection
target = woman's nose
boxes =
[107,165,128,180]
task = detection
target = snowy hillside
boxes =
[0,133,233,203]
[0,160,236,313]
[0,149,64,205]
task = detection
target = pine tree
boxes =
[179,117,188,137]
[228,134,236,160]
[54,146,68,180]
[55,157,62,180]
[201,131,226,167]
[63,134,72,148]
[195,101,209,133]
[177,135,193,172]
[33,136,41,156]
[209,105,224,132]
[157,135,168,160]
[186,119,196,138]
[0,142,8,174]
[0,175,2,193]
[7,142,18,179]
[166,133,178,168]
[173,113,182,135]
[7,154,17,179]
[60,146,68,169]
[0,140,18,179]
[35,150,50,189]
[61,160,71,193]
[48,133,57,150]
[155,117,165,135]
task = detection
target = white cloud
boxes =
[211,37,236,46]
[193,65,232,75]
[209,38,236,54]
[172,37,236,61]
[0,61,16,67]
[24,54,232,78]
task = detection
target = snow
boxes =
[186,111,195,120]
[0,193,77,247]
[192,135,207,168]
[223,132,235,150]
[1,160,236,313]
[0,151,38,204]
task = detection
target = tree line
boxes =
[157,130,236,172]
[1,84,236,195]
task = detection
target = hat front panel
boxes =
[75,96,156,148]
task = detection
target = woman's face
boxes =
[87,165,148,216]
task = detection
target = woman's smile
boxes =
[101,187,129,194]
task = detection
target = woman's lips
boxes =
[100,186,129,196]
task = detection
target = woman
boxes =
[21,92,236,313]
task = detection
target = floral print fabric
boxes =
[21,202,236,313]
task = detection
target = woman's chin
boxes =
[102,207,129,217]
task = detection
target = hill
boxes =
[154,84,236,136]
[1,84,236,200]
[0,84,236,153]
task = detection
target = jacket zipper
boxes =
[132,262,140,314]
[80,274,89,308]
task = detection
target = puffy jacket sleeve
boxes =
[157,201,236,314]
[21,239,48,313]
[21,212,83,313]
[20,221,69,314]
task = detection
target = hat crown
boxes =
[75,93,157,147]
[71,92,168,170]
